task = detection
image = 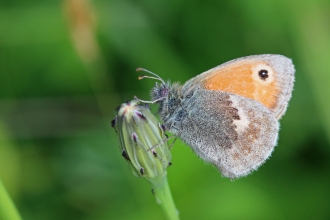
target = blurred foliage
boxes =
[0,0,330,219]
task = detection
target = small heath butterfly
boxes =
[137,54,295,179]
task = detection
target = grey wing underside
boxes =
[176,87,279,178]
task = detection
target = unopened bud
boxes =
[112,99,171,180]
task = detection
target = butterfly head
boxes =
[136,68,182,121]
[152,81,183,117]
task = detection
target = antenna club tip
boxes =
[136,68,143,72]
[138,75,145,80]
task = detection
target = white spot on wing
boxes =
[230,95,249,133]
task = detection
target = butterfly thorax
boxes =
[151,81,183,130]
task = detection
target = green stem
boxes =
[150,177,179,220]
[0,178,21,220]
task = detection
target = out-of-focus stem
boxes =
[0,178,21,220]
[63,0,120,121]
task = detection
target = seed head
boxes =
[112,99,171,180]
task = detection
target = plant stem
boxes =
[150,176,179,220]
[0,178,21,220]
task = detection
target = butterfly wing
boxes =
[182,54,295,119]
[172,54,294,178]
[175,87,279,178]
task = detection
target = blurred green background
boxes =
[1,0,330,219]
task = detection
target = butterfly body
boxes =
[149,54,294,178]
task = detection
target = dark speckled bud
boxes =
[112,99,171,180]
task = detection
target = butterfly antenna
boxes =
[136,68,166,85]
[134,96,165,104]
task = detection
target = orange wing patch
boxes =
[202,60,280,110]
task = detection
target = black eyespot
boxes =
[258,69,269,80]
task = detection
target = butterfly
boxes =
[137,54,295,179]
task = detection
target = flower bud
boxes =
[112,99,171,180]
